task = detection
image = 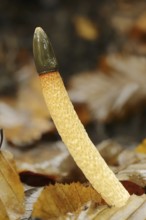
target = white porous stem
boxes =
[39,71,130,207]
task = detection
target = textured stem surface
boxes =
[40,71,130,207]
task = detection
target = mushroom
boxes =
[33,27,130,207]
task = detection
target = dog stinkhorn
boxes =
[33,27,130,207]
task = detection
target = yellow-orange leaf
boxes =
[0,150,24,220]
[32,182,103,219]
[73,16,98,41]
[0,199,9,220]
[135,139,146,154]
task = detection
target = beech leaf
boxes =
[0,199,9,220]
[66,195,146,220]
[135,139,146,154]
[0,65,52,147]
[32,182,103,219]
[69,55,146,122]
[0,150,24,220]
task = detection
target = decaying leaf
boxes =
[73,102,92,126]
[121,181,145,196]
[73,16,98,41]
[70,194,146,220]
[32,182,103,219]
[117,158,146,188]
[110,143,146,189]
[117,149,140,168]
[0,199,9,220]
[129,12,146,39]
[0,150,24,220]
[69,54,146,122]
[15,141,69,177]
[135,139,146,154]
[22,187,42,220]
[19,171,57,187]
[94,140,146,194]
[1,65,92,147]
[0,64,52,147]
[14,141,85,186]
[96,140,146,189]
[32,184,146,220]
[97,139,123,165]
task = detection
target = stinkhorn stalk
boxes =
[33,27,130,207]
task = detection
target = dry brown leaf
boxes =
[1,66,90,147]
[117,158,146,188]
[111,14,134,34]
[135,139,146,154]
[121,181,145,196]
[97,139,123,165]
[130,12,146,44]
[109,2,146,54]
[131,13,146,33]
[73,16,98,41]
[15,141,69,177]
[117,149,140,167]
[13,141,86,186]
[114,147,146,188]
[110,3,146,33]
[22,187,42,220]
[65,195,146,220]
[96,140,146,195]
[99,142,146,189]
[0,150,24,220]
[0,64,52,147]
[32,187,146,220]
[32,182,103,219]
[127,12,146,54]
[94,140,146,194]
[73,102,92,126]
[69,54,146,122]
[0,199,9,220]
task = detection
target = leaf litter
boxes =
[0,150,24,220]
[2,4,146,218]
[2,59,146,218]
[2,62,146,218]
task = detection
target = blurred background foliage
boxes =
[1,0,146,146]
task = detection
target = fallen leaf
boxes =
[32,183,103,219]
[0,150,24,220]
[0,199,9,220]
[135,139,146,154]
[19,171,57,187]
[121,181,145,196]
[97,139,123,165]
[73,102,92,126]
[95,140,146,193]
[69,54,146,122]
[22,187,42,220]
[69,195,146,220]
[0,64,52,147]
[13,141,86,186]
[73,16,98,41]
[130,13,146,34]
[117,149,140,167]
[117,155,146,188]
[15,141,69,177]
[2,66,90,148]
[32,189,146,220]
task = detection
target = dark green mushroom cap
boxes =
[33,27,58,74]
